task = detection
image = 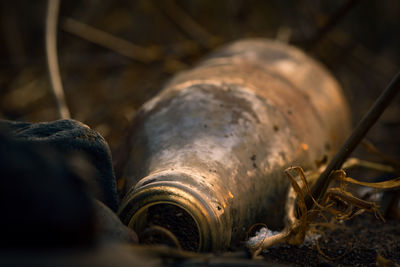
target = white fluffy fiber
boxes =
[247,227,280,248]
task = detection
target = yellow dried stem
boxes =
[334,170,400,189]
[249,164,400,258]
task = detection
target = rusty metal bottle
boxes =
[118,39,351,252]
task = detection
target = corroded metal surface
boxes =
[118,39,351,252]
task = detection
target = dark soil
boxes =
[145,204,200,252]
[261,215,400,266]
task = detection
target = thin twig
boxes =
[303,0,362,50]
[306,71,400,210]
[361,139,400,169]
[276,26,292,44]
[158,0,219,49]
[324,29,399,79]
[342,157,396,173]
[1,2,26,68]
[62,17,162,63]
[45,0,71,119]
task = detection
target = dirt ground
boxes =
[259,214,400,266]
[1,1,399,266]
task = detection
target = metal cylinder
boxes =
[118,39,351,252]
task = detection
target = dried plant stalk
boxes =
[45,0,70,119]
[248,165,400,257]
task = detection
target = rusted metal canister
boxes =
[118,39,351,252]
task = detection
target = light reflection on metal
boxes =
[118,39,351,252]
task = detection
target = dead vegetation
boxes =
[1,0,400,265]
[248,164,400,262]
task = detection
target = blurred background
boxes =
[0,0,399,170]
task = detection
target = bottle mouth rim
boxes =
[118,180,225,252]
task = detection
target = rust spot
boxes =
[251,154,257,168]
[325,143,331,151]
[301,143,309,151]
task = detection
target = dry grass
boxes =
[248,165,400,260]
